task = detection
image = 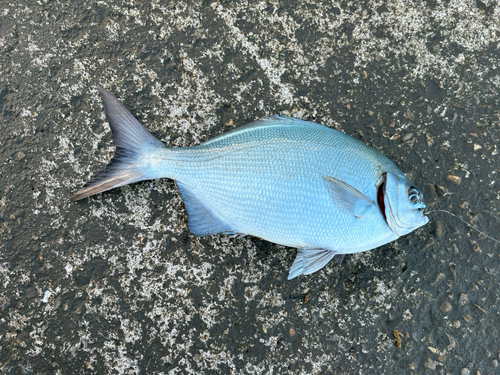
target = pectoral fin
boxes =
[322,176,375,219]
[288,248,339,280]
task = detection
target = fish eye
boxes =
[408,187,421,204]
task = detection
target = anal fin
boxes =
[224,232,247,239]
[176,182,235,236]
[333,254,345,264]
[288,248,340,280]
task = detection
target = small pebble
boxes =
[303,292,310,304]
[402,133,414,142]
[492,359,498,368]
[431,272,445,286]
[425,358,436,370]
[460,368,470,375]
[440,301,452,313]
[15,151,26,160]
[449,262,457,277]
[446,175,461,185]
[463,314,472,322]
[404,111,414,121]
[453,320,461,328]
[471,240,482,253]
[434,220,443,237]
[41,290,51,303]
[446,333,456,350]
[459,293,468,306]
[426,135,434,146]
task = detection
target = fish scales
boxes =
[155,123,393,248]
[73,87,429,279]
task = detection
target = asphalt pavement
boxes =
[1,0,499,374]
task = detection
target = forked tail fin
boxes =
[71,87,165,201]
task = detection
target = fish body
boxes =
[154,120,399,251]
[73,87,429,279]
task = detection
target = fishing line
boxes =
[427,209,500,245]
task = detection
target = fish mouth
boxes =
[377,173,388,225]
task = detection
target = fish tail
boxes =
[71,86,166,201]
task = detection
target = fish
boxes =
[72,87,429,279]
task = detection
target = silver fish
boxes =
[73,87,429,279]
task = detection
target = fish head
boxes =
[382,172,429,237]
